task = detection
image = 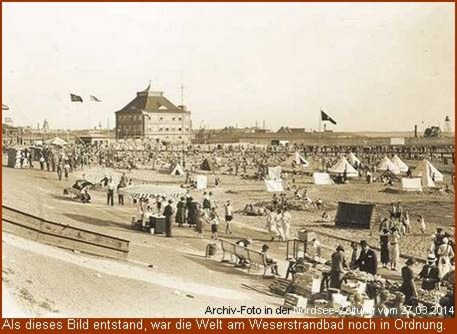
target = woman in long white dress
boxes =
[389,228,400,271]
[266,209,279,241]
[281,209,292,241]
[437,238,455,279]
[275,209,285,241]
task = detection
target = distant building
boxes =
[277,126,306,134]
[43,119,50,132]
[115,84,192,143]
[79,133,112,146]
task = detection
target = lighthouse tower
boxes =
[444,116,451,133]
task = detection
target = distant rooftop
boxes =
[116,83,187,114]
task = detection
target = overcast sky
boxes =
[2,2,455,131]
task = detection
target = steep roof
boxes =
[376,156,400,175]
[328,157,359,177]
[116,84,186,114]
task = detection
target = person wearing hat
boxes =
[436,237,454,278]
[163,199,175,237]
[261,244,279,276]
[176,197,186,227]
[417,254,440,291]
[224,200,234,234]
[401,258,417,305]
[235,238,253,266]
[355,240,378,275]
[329,245,347,289]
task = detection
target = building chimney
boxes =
[414,125,418,138]
[178,105,187,111]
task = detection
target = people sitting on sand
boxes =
[321,211,330,222]
[314,198,324,210]
[80,188,91,203]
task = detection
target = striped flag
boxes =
[90,95,101,102]
[2,104,9,110]
[70,94,83,102]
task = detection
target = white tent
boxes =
[328,157,359,178]
[376,156,401,175]
[413,159,444,183]
[401,178,423,192]
[347,152,361,167]
[313,172,334,185]
[391,155,409,173]
[45,137,67,147]
[295,152,309,167]
[196,175,208,190]
[264,179,284,192]
[170,163,185,176]
[267,166,282,180]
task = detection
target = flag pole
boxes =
[318,109,321,146]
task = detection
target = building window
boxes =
[165,128,169,132]
[159,127,163,132]
[179,128,182,132]
[178,117,182,121]
[172,117,175,121]
[160,117,163,121]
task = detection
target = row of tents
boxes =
[315,157,444,190]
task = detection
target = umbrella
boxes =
[119,184,186,200]
[72,179,95,191]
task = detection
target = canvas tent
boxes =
[413,159,444,183]
[312,172,334,185]
[264,179,284,192]
[267,166,282,180]
[347,152,361,167]
[391,155,409,173]
[402,178,423,192]
[295,152,309,167]
[379,169,401,182]
[169,162,185,176]
[376,156,401,175]
[328,157,358,178]
[196,175,208,190]
[45,137,67,147]
[420,171,436,188]
[335,202,376,229]
[200,158,216,172]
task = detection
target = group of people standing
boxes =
[174,192,235,240]
[265,208,292,242]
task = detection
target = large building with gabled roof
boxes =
[115,84,192,143]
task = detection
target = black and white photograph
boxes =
[1,2,455,320]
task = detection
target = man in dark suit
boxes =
[418,254,440,291]
[163,199,175,238]
[355,240,378,275]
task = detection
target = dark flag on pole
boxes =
[2,104,9,110]
[70,94,83,102]
[321,110,337,125]
[90,95,102,102]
